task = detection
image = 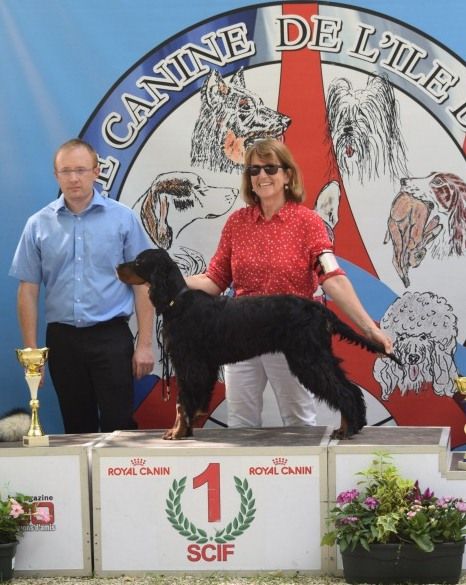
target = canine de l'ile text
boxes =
[102,15,465,152]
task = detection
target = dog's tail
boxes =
[0,408,30,442]
[320,304,401,365]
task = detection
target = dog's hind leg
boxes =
[285,353,366,439]
[163,401,192,440]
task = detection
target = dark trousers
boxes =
[46,318,137,434]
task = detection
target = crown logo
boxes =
[272,457,287,466]
[131,457,146,466]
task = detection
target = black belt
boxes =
[49,316,129,329]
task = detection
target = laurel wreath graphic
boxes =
[165,475,256,543]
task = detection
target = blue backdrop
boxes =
[1,0,464,433]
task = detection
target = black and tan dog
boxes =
[118,249,400,440]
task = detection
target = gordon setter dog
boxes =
[117,249,399,440]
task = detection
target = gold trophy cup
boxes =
[16,347,50,447]
[454,377,466,470]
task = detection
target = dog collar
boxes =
[168,286,190,308]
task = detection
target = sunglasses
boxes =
[246,164,287,176]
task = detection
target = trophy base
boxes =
[23,434,50,447]
[458,460,466,471]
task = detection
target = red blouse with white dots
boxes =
[206,201,345,298]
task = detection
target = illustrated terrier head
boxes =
[326,74,409,183]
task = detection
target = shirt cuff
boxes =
[318,267,346,285]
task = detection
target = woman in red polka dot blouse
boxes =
[186,138,393,428]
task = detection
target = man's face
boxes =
[54,146,99,209]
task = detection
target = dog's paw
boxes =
[162,425,193,440]
[162,428,175,440]
[331,426,359,440]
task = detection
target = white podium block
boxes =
[0,435,97,576]
[92,427,331,575]
[327,426,466,574]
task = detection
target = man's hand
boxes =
[132,343,155,379]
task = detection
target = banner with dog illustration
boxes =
[1,0,465,448]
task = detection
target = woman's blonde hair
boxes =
[240,138,305,205]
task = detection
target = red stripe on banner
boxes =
[277,2,376,276]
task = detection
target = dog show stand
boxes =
[0,434,98,577]
[91,427,331,575]
[1,425,465,577]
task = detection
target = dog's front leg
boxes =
[162,401,193,440]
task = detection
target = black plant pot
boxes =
[0,541,18,582]
[341,541,465,584]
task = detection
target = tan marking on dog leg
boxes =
[163,402,192,440]
[331,415,351,440]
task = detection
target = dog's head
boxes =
[374,291,458,398]
[138,171,238,249]
[400,172,466,257]
[191,68,291,172]
[117,248,187,314]
[326,74,408,182]
[117,248,173,285]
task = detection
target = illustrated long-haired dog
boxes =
[117,249,400,440]
[326,74,409,183]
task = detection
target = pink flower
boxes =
[34,506,51,522]
[8,498,24,519]
[339,515,359,525]
[364,497,379,510]
[337,489,359,504]
[455,501,466,513]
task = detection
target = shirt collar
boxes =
[253,200,294,223]
[53,188,106,214]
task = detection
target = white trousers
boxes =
[224,352,317,428]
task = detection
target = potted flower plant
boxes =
[0,491,31,582]
[321,452,466,584]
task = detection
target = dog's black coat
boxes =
[118,249,398,439]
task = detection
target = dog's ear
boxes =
[141,189,173,250]
[326,78,352,131]
[314,180,341,232]
[431,341,457,395]
[229,67,246,88]
[204,69,229,109]
[373,356,399,398]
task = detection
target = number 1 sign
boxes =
[93,445,325,574]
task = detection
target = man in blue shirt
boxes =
[10,138,155,433]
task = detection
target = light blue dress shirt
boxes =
[9,190,150,327]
